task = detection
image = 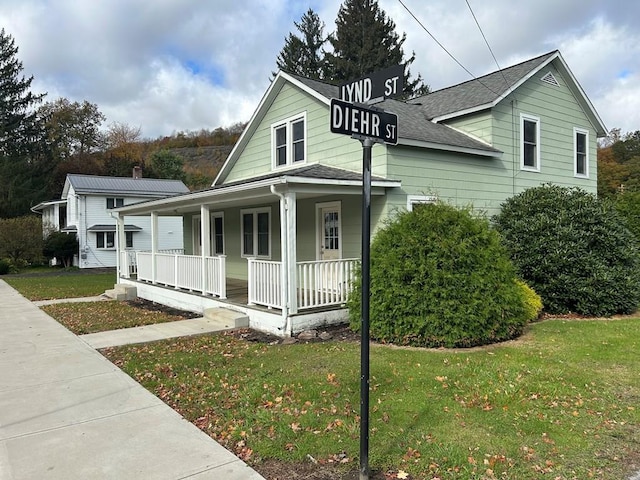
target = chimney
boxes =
[133,166,142,179]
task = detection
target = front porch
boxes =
[118,251,358,336]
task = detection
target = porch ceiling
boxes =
[112,166,401,216]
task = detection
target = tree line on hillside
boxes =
[0,28,244,219]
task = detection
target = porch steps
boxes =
[104,283,137,301]
[203,307,249,329]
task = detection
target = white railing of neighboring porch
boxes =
[248,257,358,311]
[135,251,226,298]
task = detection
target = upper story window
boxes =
[574,128,589,178]
[272,113,306,168]
[106,197,124,209]
[520,114,540,172]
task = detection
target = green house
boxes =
[112,50,607,336]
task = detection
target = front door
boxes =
[318,203,341,261]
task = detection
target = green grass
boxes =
[102,318,640,479]
[4,272,115,300]
[42,302,194,334]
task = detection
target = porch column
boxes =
[200,204,210,294]
[115,214,127,279]
[285,191,297,315]
[151,211,158,284]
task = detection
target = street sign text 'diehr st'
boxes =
[330,98,398,145]
[339,64,404,103]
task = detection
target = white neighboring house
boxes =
[32,172,189,268]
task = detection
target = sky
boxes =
[1,0,638,140]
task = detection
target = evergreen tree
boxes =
[0,28,48,218]
[324,0,429,98]
[275,8,326,80]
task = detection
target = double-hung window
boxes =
[520,114,540,171]
[106,197,124,209]
[241,208,270,258]
[96,232,115,249]
[272,113,306,168]
[574,128,589,177]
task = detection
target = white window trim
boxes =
[407,194,438,211]
[193,213,225,255]
[241,207,271,259]
[96,231,115,250]
[574,127,589,178]
[520,114,541,172]
[211,212,225,255]
[271,112,307,170]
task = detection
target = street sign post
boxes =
[330,66,401,480]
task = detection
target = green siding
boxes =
[223,83,388,183]
[385,63,599,217]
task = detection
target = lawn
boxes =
[41,300,199,334]
[102,318,640,480]
[3,271,115,300]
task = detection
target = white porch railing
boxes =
[247,257,358,311]
[297,258,358,310]
[120,249,183,277]
[247,258,282,309]
[136,252,226,298]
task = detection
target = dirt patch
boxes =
[232,323,360,345]
[252,460,394,480]
[125,298,201,319]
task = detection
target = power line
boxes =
[465,0,511,93]
[397,0,501,96]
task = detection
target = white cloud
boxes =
[1,0,639,138]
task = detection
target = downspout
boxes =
[270,184,291,336]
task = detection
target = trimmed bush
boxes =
[347,203,538,348]
[613,191,640,243]
[493,185,640,316]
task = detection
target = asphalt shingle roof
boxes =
[290,74,500,154]
[408,51,558,120]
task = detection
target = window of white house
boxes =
[125,231,134,248]
[407,194,438,211]
[96,232,115,249]
[574,128,589,177]
[520,114,540,171]
[272,114,306,168]
[241,208,270,258]
[106,197,124,209]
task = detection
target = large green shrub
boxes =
[348,203,538,348]
[43,232,79,268]
[613,191,640,243]
[493,185,640,316]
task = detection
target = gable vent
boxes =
[541,71,560,86]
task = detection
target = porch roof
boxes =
[112,164,401,216]
[87,224,143,232]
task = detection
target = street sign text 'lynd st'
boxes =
[339,64,404,103]
[330,98,398,145]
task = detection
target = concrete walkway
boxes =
[0,280,266,480]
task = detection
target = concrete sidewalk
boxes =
[0,280,266,480]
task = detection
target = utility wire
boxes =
[397,0,501,96]
[465,0,512,93]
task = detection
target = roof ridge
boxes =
[411,50,558,101]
